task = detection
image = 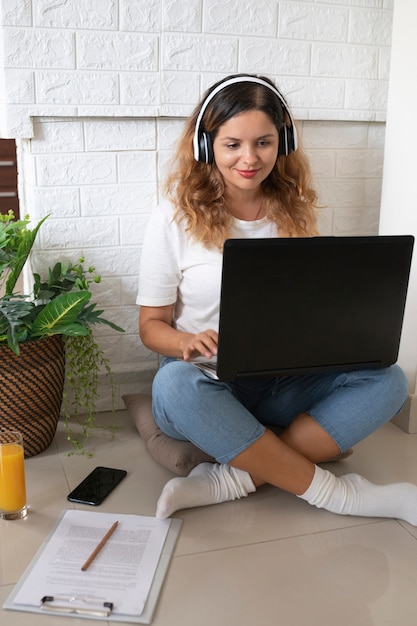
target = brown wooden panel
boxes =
[0,197,19,214]
[0,166,18,188]
[0,139,16,157]
[0,139,19,217]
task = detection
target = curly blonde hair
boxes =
[164,74,319,248]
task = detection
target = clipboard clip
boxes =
[41,595,114,617]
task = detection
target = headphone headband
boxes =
[193,75,298,162]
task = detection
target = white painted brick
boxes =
[340,1,384,6]
[0,0,32,26]
[333,207,379,235]
[31,120,84,153]
[160,104,195,117]
[312,44,379,79]
[3,29,75,68]
[84,119,156,152]
[203,0,277,36]
[34,0,117,29]
[278,78,345,111]
[81,184,156,215]
[117,152,157,183]
[310,109,379,122]
[121,334,157,364]
[120,214,152,245]
[316,179,365,209]
[161,72,200,106]
[34,187,81,218]
[162,34,238,72]
[29,105,78,117]
[0,104,35,137]
[157,150,169,182]
[31,248,83,276]
[2,70,34,104]
[239,39,310,75]
[367,122,386,149]
[301,121,368,149]
[200,73,231,92]
[95,334,122,364]
[307,151,336,179]
[157,118,186,149]
[364,179,383,206]
[119,376,155,400]
[93,319,126,346]
[379,47,391,80]
[120,73,159,106]
[162,0,202,32]
[36,154,117,186]
[89,277,121,307]
[345,79,388,111]
[121,0,160,32]
[78,105,159,117]
[15,136,36,189]
[40,217,119,248]
[349,8,392,46]
[279,3,349,41]
[336,150,384,178]
[77,33,158,71]
[120,275,140,306]
[58,246,142,278]
[37,71,119,105]
[316,208,333,236]
[97,305,138,335]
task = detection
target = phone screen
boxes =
[67,466,127,506]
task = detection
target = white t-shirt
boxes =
[137,200,279,334]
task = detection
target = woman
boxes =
[138,74,417,524]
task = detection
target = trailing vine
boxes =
[62,331,119,456]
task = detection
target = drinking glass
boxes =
[0,431,27,520]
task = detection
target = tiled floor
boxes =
[1,410,417,625]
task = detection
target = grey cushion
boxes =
[122,393,215,476]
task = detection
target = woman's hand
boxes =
[182,329,218,361]
[139,305,218,361]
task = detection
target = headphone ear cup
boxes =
[198,131,214,164]
[278,125,295,156]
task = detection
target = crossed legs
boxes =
[154,361,417,524]
[232,412,339,491]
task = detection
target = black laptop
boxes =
[209,235,414,381]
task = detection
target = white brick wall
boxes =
[0,0,393,406]
[1,0,393,136]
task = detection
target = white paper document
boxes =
[6,509,181,623]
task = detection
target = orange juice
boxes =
[0,441,26,513]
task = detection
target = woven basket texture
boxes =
[0,335,65,457]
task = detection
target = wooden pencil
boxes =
[81,520,119,571]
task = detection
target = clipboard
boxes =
[3,510,182,624]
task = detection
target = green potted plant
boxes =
[0,211,124,457]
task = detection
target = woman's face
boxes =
[212,109,279,196]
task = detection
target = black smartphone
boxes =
[67,466,127,506]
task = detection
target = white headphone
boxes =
[193,75,298,163]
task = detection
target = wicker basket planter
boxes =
[0,335,65,457]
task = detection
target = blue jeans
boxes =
[152,358,408,464]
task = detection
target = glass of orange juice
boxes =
[0,431,27,520]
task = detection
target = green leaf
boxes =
[5,214,49,295]
[30,291,92,338]
[77,302,125,333]
[0,297,33,354]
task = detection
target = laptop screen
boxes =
[216,236,414,381]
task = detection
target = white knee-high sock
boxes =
[298,465,417,526]
[156,463,256,519]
